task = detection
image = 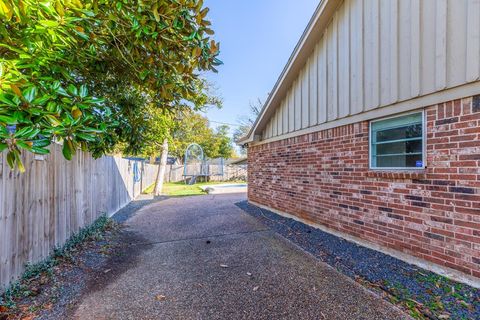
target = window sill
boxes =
[366,170,426,180]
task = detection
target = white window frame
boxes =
[369,110,426,170]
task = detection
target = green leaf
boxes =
[12,111,24,122]
[32,95,50,106]
[13,127,40,140]
[27,128,40,139]
[67,84,78,96]
[0,115,17,124]
[55,87,70,97]
[152,4,160,22]
[13,149,25,173]
[16,141,32,151]
[39,20,59,27]
[23,86,37,103]
[46,101,58,112]
[0,125,8,136]
[44,115,62,127]
[31,146,50,155]
[62,140,72,160]
[139,70,149,80]
[73,30,89,41]
[0,143,7,152]
[55,0,65,17]
[33,138,51,148]
[80,127,102,133]
[79,85,88,98]
[28,108,44,116]
[0,94,16,106]
[52,81,61,90]
[13,126,33,138]
[6,151,15,169]
[84,97,104,105]
[75,132,96,141]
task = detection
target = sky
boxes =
[201,0,320,137]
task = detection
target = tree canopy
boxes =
[169,110,234,160]
[0,0,221,171]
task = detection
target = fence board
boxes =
[0,145,157,291]
[163,164,247,183]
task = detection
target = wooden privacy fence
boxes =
[163,164,247,183]
[0,145,158,291]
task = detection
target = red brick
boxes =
[249,96,480,279]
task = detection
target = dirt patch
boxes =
[61,229,152,319]
[0,224,151,320]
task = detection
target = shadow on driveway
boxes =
[70,193,410,320]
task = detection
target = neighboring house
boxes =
[240,0,480,285]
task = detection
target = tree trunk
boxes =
[154,138,169,196]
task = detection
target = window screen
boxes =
[370,112,424,169]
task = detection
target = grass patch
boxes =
[144,181,246,197]
[142,183,156,194]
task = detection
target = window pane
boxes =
[376,154,422,168]
[375,139,422,156]
[375,123,422,142]
[370,112,424,169]
[371,113,422,132]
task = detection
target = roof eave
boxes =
[235,132,257,146]
[246,0,341,140]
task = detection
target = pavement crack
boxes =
[126,228,272,247]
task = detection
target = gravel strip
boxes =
[236,200,480,320]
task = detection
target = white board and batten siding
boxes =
[0,145,158,291]
[261,0,480,140]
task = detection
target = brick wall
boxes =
[248,96,480,279]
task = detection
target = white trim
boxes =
[248,82,480,147]
[368,110,426,170]
[239,0,341,144]
[248,200,480,289]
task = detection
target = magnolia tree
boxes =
[0,0,221,171]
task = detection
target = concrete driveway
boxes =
[72,193,409,320]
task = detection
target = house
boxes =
[240,0,480,286]
[226,157,248,166]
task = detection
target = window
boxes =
[370,112,424,169]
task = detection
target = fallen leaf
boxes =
[0,306,8,312]
[253,286,259,291]
[21,316,35,320]
[155,295,166,301]
[220,264,228,268]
